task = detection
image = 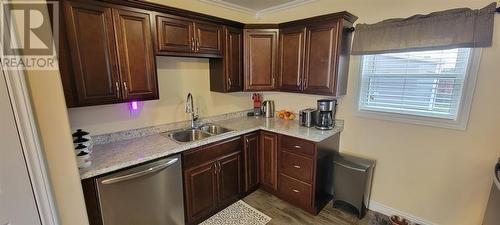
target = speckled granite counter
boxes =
[79,115,343,179]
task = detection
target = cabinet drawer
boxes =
[280,135,315,156]
[278,174,312,208]
[279,151,313,183]
[183,137,242,169]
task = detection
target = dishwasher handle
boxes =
[101,158,179,185]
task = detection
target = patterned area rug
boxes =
[200,200,272,225]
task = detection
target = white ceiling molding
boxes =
[199,0,317,18]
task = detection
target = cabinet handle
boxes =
[196,38,200,52]
[272,77,276,87]
[123,82,128,99]
[191,37,195,51]
[115,82,120,98]
[228,77,232,88]
[292,189,300,193]
[293,165,301,169]
[294,145,302,149]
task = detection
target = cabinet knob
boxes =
[292,189,300,193]
[196,38,200,52]
[228,77,232,88]
[294,145,302,149]
[191,37,195,51]
[293,165,301,169]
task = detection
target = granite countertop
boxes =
[79,115,344,179]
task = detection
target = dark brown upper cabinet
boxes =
[156,14,194,54]
[195,21,223,55]
[278,17,355,96]
[303,21,340,95]
[63,1,121,106]
[243,29,279,91]
[59,0,356,106]
[278,26,306,92]
[156,14,223,58]
[209,26,243,93]
[113,8,158,101]
[61,0,158,107]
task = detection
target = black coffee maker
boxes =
[315,99,336,130]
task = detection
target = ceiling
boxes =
[199,0,316,17]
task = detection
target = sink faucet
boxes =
[186,93,198,128]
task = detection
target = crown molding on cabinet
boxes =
[199,0,317,18]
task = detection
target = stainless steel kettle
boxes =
[261,100,275,118]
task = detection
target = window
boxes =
[357,48,480,129]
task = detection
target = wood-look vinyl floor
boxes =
[242,189,370,225]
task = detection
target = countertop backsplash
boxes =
[91,110,252,145]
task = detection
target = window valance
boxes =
[351,3,497,55]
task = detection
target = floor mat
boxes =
[200,200,272,225]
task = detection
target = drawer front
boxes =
[279,174,312,208]
[279,150,313,183]
[280,135,315,156]
[183,137,242,169]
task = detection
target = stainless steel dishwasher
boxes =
[96,154,185,225]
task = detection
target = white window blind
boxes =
[359,48,472,120]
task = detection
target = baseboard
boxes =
[368,201,439,225]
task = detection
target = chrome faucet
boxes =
[185,93,198,128]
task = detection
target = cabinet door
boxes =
[278,27,306,92]
[225,27,243,92]
[303,22,340,95]
[217,152,242,206]
[184,162,218,224]
[113,8,158,101]
[244,132,259,192]
[63,1,121,105]
[156,14,194,54]
[259,131,278,192]
[194,21,223,56]
[244,29,278,91]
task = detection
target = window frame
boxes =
[354,48,482,130]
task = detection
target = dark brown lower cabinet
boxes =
[243,132,260,192]
[218,152,242,205]
[259,131,278,193]
[276,133,339,214]
[184,162,218,223]
[182,137,243,225]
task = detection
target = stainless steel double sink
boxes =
[161,124,233,143]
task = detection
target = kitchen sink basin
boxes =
[162,124,233,143]
[198,124,233,135]
[163,129,213,143]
